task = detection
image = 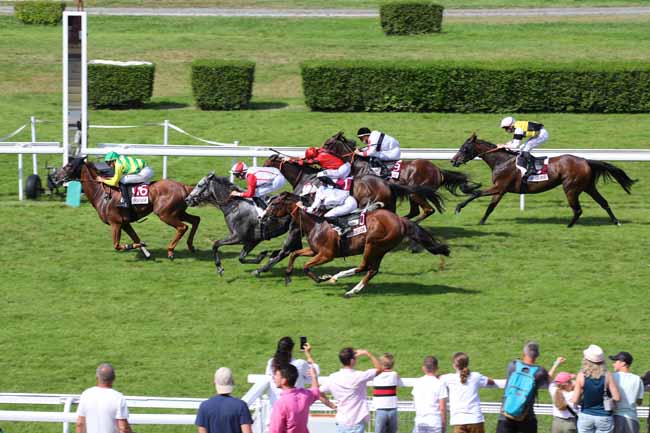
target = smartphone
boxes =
[299,336,307,351]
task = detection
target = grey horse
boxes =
[184,173,295,276]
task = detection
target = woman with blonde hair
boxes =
[573,345,621,433]
[440,352,495,433]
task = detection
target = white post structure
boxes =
[162,120,169,179]
[63,11,87,165]
[31,116,38,175]
[17,153,23,201]
[520,194,525,211]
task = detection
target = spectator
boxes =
[373,353,404,433]
[572,345,620,433]
[641,372,650,433]
[76,363,133,433]
[609,352,644,433]
[265,337,321,407]
[548,357,578,433]
[195,367,253,433]
[441,352,495,433]
[320,347,382,433]
[412,356,448,433]
[269,343,335,433]
[496,341,550,433]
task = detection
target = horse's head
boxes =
[262,191,300,221]
[185,172,215,207]
[323,131,356,159]
[264,154,282,168]
[186,172,237,207]
[52,156,87,185]
[451,133,482,167]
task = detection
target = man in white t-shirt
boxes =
[610,351,645,433]
[76,363,132,433]
[412,356,448,433]
[320,347,383,433]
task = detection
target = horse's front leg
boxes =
[479,192,506,225]
[238,242,269,264]
[212,233,240,276]
[285,247,315,285]
[122,222,151,259]
[303,253,335,284]
[455,186,500,215]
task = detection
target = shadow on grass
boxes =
[140,100,189,110]
[248,101,289,110]
[433,225,511,239]
[511,216,623,226]
[317,282,479,297]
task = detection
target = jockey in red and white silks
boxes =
[229,162,286,198]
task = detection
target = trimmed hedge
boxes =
[88,62,155,108]
[380,2,444,35]
[301,61,650,113]
[191,60,255,110]
[14,1,65,25]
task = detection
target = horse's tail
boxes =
[410,185,445,214]
[440,169,482,196]
[403,219,450,257]
[587,160,636,194]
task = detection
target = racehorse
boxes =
[54,156,200,259]
[451,134,636,227]
[322,132,480,223]
[184,173,294,276]
[263,192,450,297]
[263,154,445,215]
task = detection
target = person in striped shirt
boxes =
[97,151,154,208]
[373,353,405,433]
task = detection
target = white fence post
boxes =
[162,120,169,179]
[31,116,38,175]
[62,396,73,433]
[520,194,525,211]
[18,153,24,201]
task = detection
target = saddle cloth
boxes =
[331,202,384,237]
[130,183,150,205]
[516,156,549,182]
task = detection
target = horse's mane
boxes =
[210,174,237,190]
[323,131,356,157]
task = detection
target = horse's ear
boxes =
[208,170,215,177]
[336,130,344,139]
[471,132,477,141]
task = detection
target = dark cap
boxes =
[609,351,633,365]
[357,127,371,137]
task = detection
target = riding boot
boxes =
[318,176,336,187]
[252,196,267,209]
[118,183,131,208]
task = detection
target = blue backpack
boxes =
[502,360,540,421]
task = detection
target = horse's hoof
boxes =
[284,276,292,286]
[168,254,174,261]
[251,269,261,278]
[217,268,224,277]
[455,208,462,215]
[188,245,196,253]
[328,277,338,284]
[343,291,354,298]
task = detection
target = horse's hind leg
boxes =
[410,194,434,224]
[585,185,620,226]
[564,188,583,228]
[180,210,201,252]
[343,246,385,297]
[158,213,189,260]
[404,198,420,219]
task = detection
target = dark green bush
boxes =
[191,60,255,110]
[380,2,444,35]
[301,61,650,113]
[14,1,65,25]
[88,62,155,108]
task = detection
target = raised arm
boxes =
[548,357,566,380]
[304,343,337,410]
[355,349,382,375]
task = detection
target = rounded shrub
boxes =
[380,2,444,36]
[88,61,155,108]
[14,1,66,25]
[191,60,255,110]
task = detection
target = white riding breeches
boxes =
[376,147,401,161]
[254,174,286,197]
[522,128,549,152]
[120,166,154,184]
[318,162,351,180]
[324,196,358,218]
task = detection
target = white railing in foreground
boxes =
[2,376,649,433]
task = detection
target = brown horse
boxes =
[322,132,480,223]
[55,157,200,259]
[451,134,636,227]
[263,192,450,297]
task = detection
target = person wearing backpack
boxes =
[496,341,550,433]
[572,345,621,433]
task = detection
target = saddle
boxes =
[515,153,549,192]
[369,158,398,179]
[95,162,114,177]
[325,202,384,237]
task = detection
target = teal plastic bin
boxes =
[65,181,81,207]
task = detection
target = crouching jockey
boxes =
[97,151,153,208]
[354,127,401,176]
[294,147,351,186]
[498,116,549,180]
[298,178,357,228]
[229,162,286,210]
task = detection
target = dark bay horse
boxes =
[451,134,636,227]
[263,154,445,215]
[323,132,480,223]
[263,192,450,297]
[184,173,294,276]
[55,157,200,259]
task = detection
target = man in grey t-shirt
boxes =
[610,352,644,433]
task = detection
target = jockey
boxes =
[97,151,153,208]
[300,177,358,223]
[229,162,286,209]
[354,127,401,162]
[294,147,351,185]
[498,117,549,178]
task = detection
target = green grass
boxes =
[1,10,650,433]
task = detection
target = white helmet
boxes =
[230,161,248,175]
[500,116,515,128]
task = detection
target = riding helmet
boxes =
[356,127,371,137]
[104,151,120,162]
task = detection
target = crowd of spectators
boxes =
[73,340,650,433]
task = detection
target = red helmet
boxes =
[305,147,319,159]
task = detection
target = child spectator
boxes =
[373,353,405,433]
[441,352,495,433]
[412,356,448,433]
[549,368,578,433]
